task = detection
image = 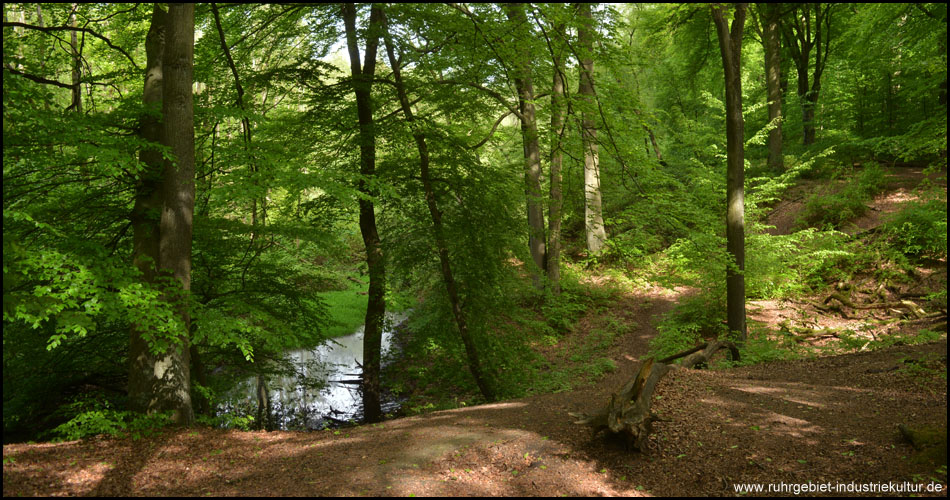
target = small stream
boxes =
[216,312,408,430]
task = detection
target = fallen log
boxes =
[660,341,740,368]
[569,358,670,451]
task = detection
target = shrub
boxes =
[882,198,947,258]
[796,163,886,230]
[649,293,726,361]
[51,406,173,441]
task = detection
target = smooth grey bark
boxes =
[343,3,386,423]
[129,3,166,416]
[712,3,748,342]
[382,15,496,402]
[504,3,547,286]
[155,2,196,425]
[547,22,566,295]
[577,3,607,256]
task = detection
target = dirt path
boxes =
[4,167,947,496]
[3,288,946,496]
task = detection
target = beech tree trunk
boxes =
[155,2,196,426]
[382,15,495,402]
[129,3,166,416]
[343,3,386,423]
[761,3,784,170]
[68,4,81,112]
[504,3,547,286]
[713,3,748,342]
[548,22,567,295]
[577,3,607,256]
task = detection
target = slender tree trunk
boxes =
[762,3,783,170]
[155,2,196,426]
[632,108,664,164]
[382,17,495,402]
[129,4,166,416]
[68,4,82,112]
[795,64,813,145]
[548,23,567,295]
[713,3,748,343]
[504,3,547,286]
[343,3,386,423]
[577,3,607,256]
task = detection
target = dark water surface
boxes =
[216,312,408,430]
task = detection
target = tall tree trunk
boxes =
[504,3,547,286]
[548,21,567,295]
[129,4,167,416]
[713,3,748,343]
[343,3,386,423]
[155,2,196,426]
[577,3,607,256]
[761,3,784,170]
[68,4,82,112]
[382,16,495,402]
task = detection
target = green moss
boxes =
[900,425,948,466]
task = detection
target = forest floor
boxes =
[3,165,947,497]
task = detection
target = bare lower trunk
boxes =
[803,93,818,145]
[505,3,547,285]
[577,3,606,256]
[713,4,748,343]
[68,4,82,112]
[155,2,196,425]
[548,31,566,295]
[343,3,386,423]
[762,3,783,170]
[129,4,168,416]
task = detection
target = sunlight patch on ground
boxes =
[730,385,785,395]
[450,401,528,412]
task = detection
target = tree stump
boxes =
[569,358,670,451]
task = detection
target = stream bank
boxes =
[215,312,410,430]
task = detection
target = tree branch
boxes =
[3,21,140,71]
[3,64,74,89]
[436,78,525,122]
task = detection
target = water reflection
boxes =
[217,312,408,430]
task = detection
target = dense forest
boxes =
[3,3,947,496]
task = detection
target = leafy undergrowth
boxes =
[647,162,946,370]
[385,266,644,415]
